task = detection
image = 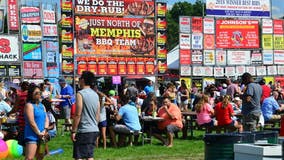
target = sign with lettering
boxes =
[23,61,43,78]
[0,35,19,62]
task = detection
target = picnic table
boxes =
[181,111,197,139]
[140,116,164,145]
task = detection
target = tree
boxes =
[166,1,204,51]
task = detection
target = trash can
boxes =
[204,133,242,160]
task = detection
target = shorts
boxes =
[99,120,107,128]
[73,132,99,159]
[200,120,215,127]
[113,124,132,134]
[181,100,189,105]
[63,105,71,119]
[166,125,181,134]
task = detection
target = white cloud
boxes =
[272,6,280,12]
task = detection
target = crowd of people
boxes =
[0,71,283,159]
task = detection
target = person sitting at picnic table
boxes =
[0,93,12,115]
[215,95,243,133]
[153,97,183,148]
[261,91,284,122]
[113,95,141,146]
[195,94,217,128]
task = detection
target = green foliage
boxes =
[166,1,204,51]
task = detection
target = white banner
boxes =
[192,66,204,76]
[206,0,271,18]
[191,33,203,50]
[204,66,213,76]
[179,33,191,49]
[262,19,273,34]
[179,16,191,33]
[43,24,58,37]
[216,50,226,66]
[263,50,274,65]
[43,10,56,23]
[180,65,191,76]
[246,66,256,76]
[227,50,251,65]
[225,67,235,77]
[256,66,267,76]
[214,67,224,77]
[274,50,284,64]
[203,50,215,65]
[278,66,284,75]
[203,17,215,34]
[0,35,19,62]
[236,66,246,76]
[267,66,277,75]
[21,25,42,42]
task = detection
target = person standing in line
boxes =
[57,78,75,130]
[144,80,154,96]
[71,71,100,160]
[241,72,262,131]
[24,85,49,160]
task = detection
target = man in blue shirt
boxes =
[262,91,284,121]
[114,96,141,146]
[57,78,75,130]
[144,80,154,95]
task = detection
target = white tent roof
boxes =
[167,45,179,70]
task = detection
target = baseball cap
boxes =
[58,78,66,84]
[109,90,115,96]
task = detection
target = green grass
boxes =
[43,131,204,160]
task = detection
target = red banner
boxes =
[75,0,155,17]
[145,58,155,75]
[180,49,191,65]
[107,58,117,75]
[191,17,203,33]
[23,61,43,78]
[204,34,215,49]
[7,0,19,31]
[127,58,136,75]
[118,57,127,75]
[216,20,259,49]
[273,19,284,34]
[20,7,40,23]
[75,16,155,56]
[87,57,97,74]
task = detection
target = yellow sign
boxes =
[262,34,273,49]
[274,35,284,50]
[263,76,274,85]
[180,77,192,89]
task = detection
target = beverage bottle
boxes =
[49,148,63,155]
[137,107,141,116]
[152,111,157,118]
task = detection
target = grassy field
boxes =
[43,131,205,160]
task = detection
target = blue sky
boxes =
[168,0,284,18]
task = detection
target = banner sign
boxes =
[75,0,155,17]
[203,50,215,65]
[206,0,271,18]
[7,0,19,31]
[43,24,58,37]
[61,13,73,28]
[267,66,277,75]
[62,59,74,75]
[23,61,43,78]
[246,66,256,76]
[157,45,167,59]
[192,66,204,76]
[0,65,6,76]
[251,50,262,65]
[20,7,41,23]
[204,34,215,49]
[21,25,42,42]
[8,65,21,77]
[274,35,284,50]
[61,0,72,12]
[157,17,167,30]
[44,41,59,78]
[180,65,191,76]
[0,35,19,62]
[216,50,226,66]
[179,33,191,49]
[203,17,215,34]
[22,43,42,60]
[191,17,203,33]
[112,76,121,85]
[62,44,74,59]
[191,50,203,65]
[216,20,259,49]
[179,16,190,33]
[225,66,235,77]
[43,10,56,23]
[204,66,213,76]
[0,10,4,33]
[214,67,224,77]
[262,34,273,49]
[236,66,246,76]
[180,49,191,65]
[227,50,251,65]
[262,50,274,65]
[262,19,273,34]
[277,67,284,75]
[273,19,284,34]
[75,16,155,56]
[191,33,203,50]
[256,66,267,76]
[274,50,284,64]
